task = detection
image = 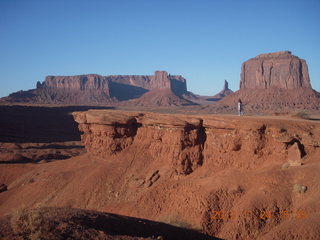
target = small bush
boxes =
[159,215,193,230]
[282,162,290,169]
[293,184,308,194]
[10,206,59,240]
[167,218,192,229]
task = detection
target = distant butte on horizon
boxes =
[0,51,319,112]
[213,51,320,113]
[1,70,189,105]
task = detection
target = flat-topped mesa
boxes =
[41,74,110,94]
[240,51,311,89]
[256,51,293,59]
[2,70,189,104]
[38,71,187,96]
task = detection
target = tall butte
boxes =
[240,51,311,89]
[217,51,320,112]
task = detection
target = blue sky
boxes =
[0,0,319,97]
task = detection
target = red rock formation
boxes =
[150,71,171,90]
[213,87,320,113]
[287,142,303,166]
[212,51,320,113]
[73,110,320,175]
[69,110,320,240]
[43,74,110,94]
[1,71,188,104]
[105,71,186,92]
[1,109,320,239]
[73,110,206,175]
[211,80,234,100]
[122,89,196,107]
[240,51,311,89]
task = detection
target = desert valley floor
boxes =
[0,105,319,239]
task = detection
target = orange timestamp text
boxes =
[211,208,309,220]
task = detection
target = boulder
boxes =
[287,142,303,166]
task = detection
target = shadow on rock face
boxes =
[0,105,114,143]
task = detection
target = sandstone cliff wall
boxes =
[70,110,320,238]
[73,111,206,175]
[73,110,319,174]
[240,51,311,89]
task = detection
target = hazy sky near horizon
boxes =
[0,0,319,97]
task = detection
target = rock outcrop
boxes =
[287,142,303,166]
[73,110,206,175]
[70,109,320,239]
[212,51,320,113]
[211,80,234,100]
[106,70,186,93]
[240,51,311,89]
[73,110,319,175]
[40,74,110,93]
[122,89,196,107]
[1,71,188,104]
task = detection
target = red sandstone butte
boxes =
[211,51,320,113]
[240,51,311,89]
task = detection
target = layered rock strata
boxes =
[73,110,206,174]
[240,51,311,89]
[73,110,319,175]
[2,71,188,104]
[71,110,320,239]
[214,51,320,112]
[41,71,186,93]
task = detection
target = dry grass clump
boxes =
[170,219,193,229]
[10,206,59,240]
[293,184,308,194]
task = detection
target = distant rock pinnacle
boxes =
[223,80,229,91]
[211,80,234,100]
